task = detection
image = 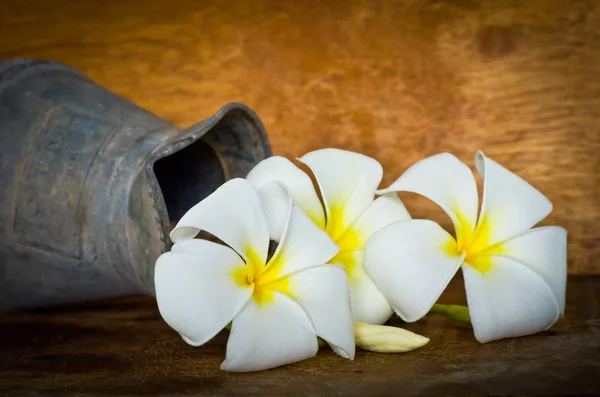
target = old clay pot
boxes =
[0,59,271,310]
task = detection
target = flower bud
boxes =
[353,322,429,353]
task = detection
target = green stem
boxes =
[429,304,471,324]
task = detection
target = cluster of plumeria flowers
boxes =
[154,148,567,372]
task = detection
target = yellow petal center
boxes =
[232,245,291,306]
[323,205,365,280]
[445,210,505,273]
[325,204,350,242]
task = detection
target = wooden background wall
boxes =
[1,0,598,273]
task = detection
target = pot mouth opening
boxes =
[153,138,225,222]
[145,103,271,247]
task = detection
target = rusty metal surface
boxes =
[0,59,271,310]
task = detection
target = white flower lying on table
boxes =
[365,151,567,343]
[154,178,355,372]
[247,148,411,325]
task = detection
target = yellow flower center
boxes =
[325,204,350,242]
[444,210,504,273]
[323,204,364,280]
[232,245,291,305]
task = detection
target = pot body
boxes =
[0,59,271,310]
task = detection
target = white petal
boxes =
[221,292,318,372]
[499,226,567,315]
[286,265,355,359]
[329,250,394,324]
[378,153,478,246]
[475,151,553,245]
[170,178,269,266]
[257,181,293,242]
[336,193,411,252]
[328,193,410,323]
[263,205,339,280]
[365,219,464,322]
[462,255,560,343]
[246,156,326,229]
[299,148,383,241]
[154,240,252,346]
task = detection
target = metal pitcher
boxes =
[0,59,271,310]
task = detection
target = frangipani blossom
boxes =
[365,152,567,343]
[154,178,355,372]
[247,149,411,324]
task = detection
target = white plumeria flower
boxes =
[365,152,567,343]
[154,178,355,372]
[246,148,411,324]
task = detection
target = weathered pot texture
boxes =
[0,59,271,310]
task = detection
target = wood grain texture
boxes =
[1,276,599,396]
[0,0,599,272]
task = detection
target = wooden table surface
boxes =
[1,0,599,274]
[1,276,599,396]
